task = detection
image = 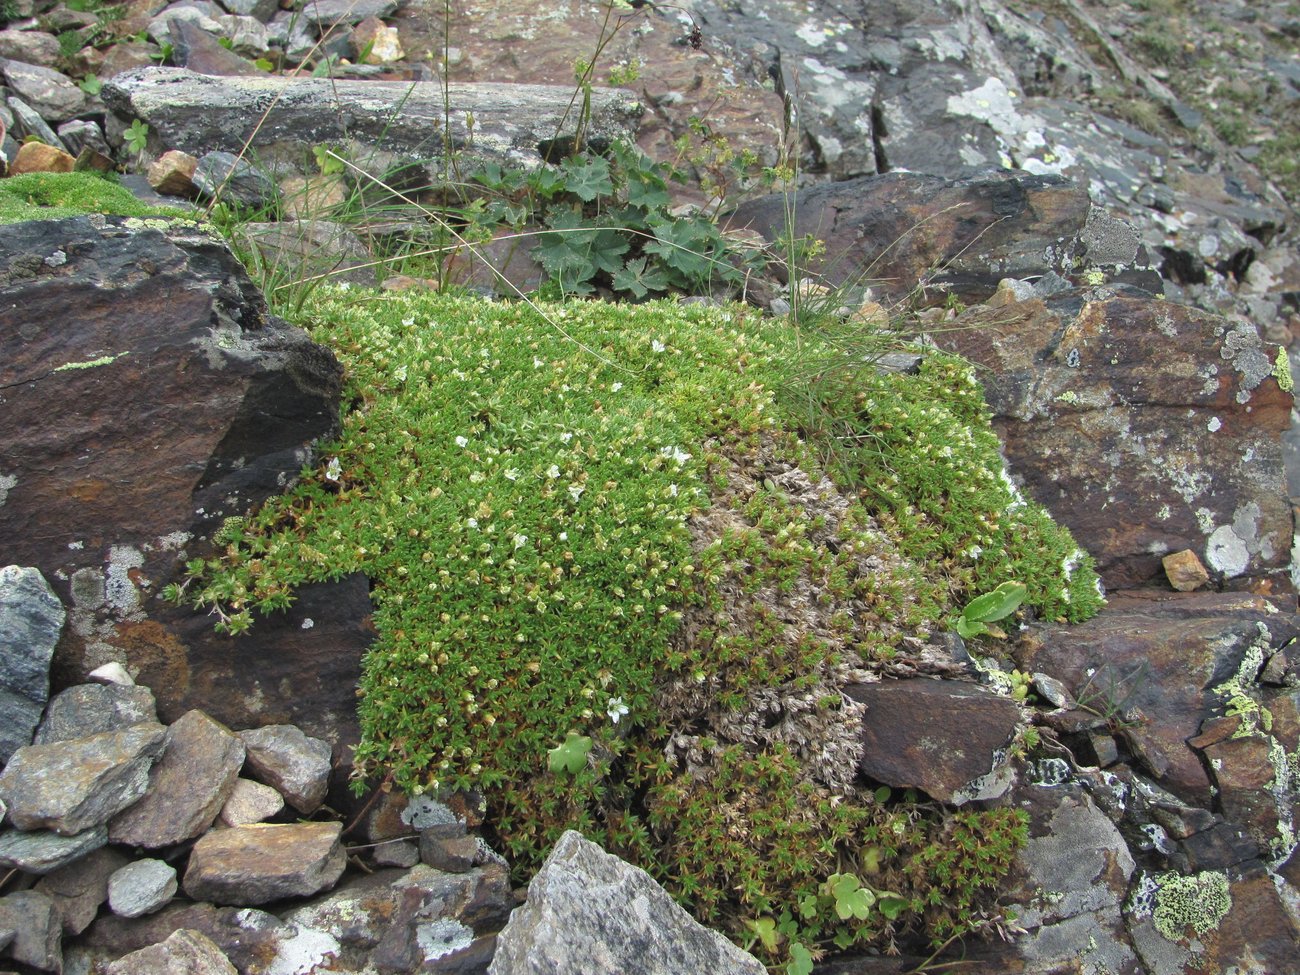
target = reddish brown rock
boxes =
[104,927,236,975]
[844,679,1020,803]
[183,822,346,906]
[1163,550,1210,592]
[10,141,76,174]
[933,293,1293,591]
[34,846,131,935]
[1200,735,1283,849]
[146,149,198,197]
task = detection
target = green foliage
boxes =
[547,732,593,774]
[0,172,189,224]
[124,119,150,156]
[954,581,1027,639]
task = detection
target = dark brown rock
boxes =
[146,149,198,197]
[34,846,131,935]
[183,822,346,906]
[104,928,236,975]
[0,890,62,973]
[935,292,1293,591]
[844,679,1020,803]
[168,17,263,77]
[1200,736,1284,849]
[109,709,245,847]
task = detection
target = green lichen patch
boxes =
[175,289,1099,964]
[0,172,190,224]
[1151,870,1232,942]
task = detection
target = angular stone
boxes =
[192,150,277,211]
[56,119,111,159]
[0,723,167,835]
[146,148,199,197]
[300,0,397,26]
[219,777,284,827]
[1200,735,1283,849]
[34,683,158,745]
[168,17,263,77]
[34,846,130,935]
[0,890,62,973]
[0,31,62,67]
[108,859,178,918]
[88,662,135,686]
[933,294,1292,590]
[843,679,1021,803]
[110,709,244,848]
[419,833,481,874]
[0,824,107,875]
[9,140,76,174]
[488,831,766,975]
[0,57,85,122]
[6,95,66,150]
[183,822,346,906]
[350,16,403,64]
[238,724,332,814]
[105,928,237,975]
[0,565,64,762]
[372,838,419,868]
[1163,549,1210,592]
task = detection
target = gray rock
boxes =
[218,777,284,827]
[146,3,225,46]
[108,859,178,918]
[0,723,167,835]
[0,565,64,762]
[217,0,279,20]
[105,927,237,975]
[0,30,62,67]
[233,220,377,288]
[0,57,84,122]
[4,95,66,150]
[238,724,332,814]
[371,838,420,868]
[183,822,346,906]
[110,709,244,848]
[87,662,135,686]
[0,825,107,875]
[33,683,158,745]
[56,118,112,158]
[168,17,264,77]
[300,0,397,27]
[34,847,130,935]
[488,830,766,975]
[0,890,62,973]
[192,150,278,211]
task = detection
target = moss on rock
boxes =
[0,172,188,224]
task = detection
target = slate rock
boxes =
[168,17,264,77]
[5,95,66,149]
[933,292,1293,590]
[218,777,283,827]
[0,825,107,875]
[108,858,178,918]
[218,0,278,20]
[110,709,245,847]
[0,30,62,67]
[183,822,346,905]
[0,890,62,973]
[0,722,167,835]
[33,846,130,935]
[0,57,84,122]
[372,838,420,868]
[843,679,1021,803]
[300,0,397,26]
[56,119,111,159]
[192,150,278,210]
[33,682,157,745]
[419,832,482,873]
[488,830,766,975]
[0,565,64,762]
[104,928,237,975]
[238,724,332,814]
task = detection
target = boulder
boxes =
[110,709,245,847]
[182,822,347,905]
[488,830,767,975]
[0,57,85,122]
[104,928,237,975]
[0,564,64,762]
[933,290,1294,591]
[33,682,157,745]
[0,722,167,835]
[238,723,332,814]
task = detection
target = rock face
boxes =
[934,289,1293,591]
[0,565,64,762]
[488,830,767,975]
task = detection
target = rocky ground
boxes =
[1,1,1299,974]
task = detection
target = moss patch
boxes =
[177,289,1100,964]
[0,172,189,224]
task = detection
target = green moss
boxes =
[176,289,1100,962]
[1152,871,1232,941]
[1273,347,1293,393]
[0,172,189,224]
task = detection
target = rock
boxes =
[0,890,62,973]
[5,95,67,150]
[0,565,64,762]
[419,833,482,874]
[1162,550,1210,592]
[56,119,112,159]
[843,679,1021,804]
[182,822,347,905]
[168,17,264,77]
[0,215,354,742]
[218,0,278,20]
[33,683,158,745]
[1198,735,1284,849]
[191,150,278,210]
[0,31,62,67]
[101,67,642,181]
[238,724,332,814]
[300,0,397,26]
[88,662,135,686]
[401,794,468,838]
[33,847,130,935]
[932,292,1293,590]
[232,220,377,288]
[146,149,198,197]
[104,928,237,975]
[372,838,420,868]
[218,777,284,826]
[110,709,245,847]
[108,859,178,918]
[0,58,85,122]
[0,722,167,835]
[0,824,107,874]
[488,830,766,975]
[9,140,76,174]
[351,16,403,64]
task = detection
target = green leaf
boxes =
[526,167,567,198]
[827,873,875,921]
[747,916,780,952]
[878,894,909,920]
[961,581,1027,624]
[78,74,102,96]
[612,256,669,298]
[955,616,989,639]
[547,731,592,774]
[626,171,671,210]
[560,154,614,202]
[124,119,149,155]
[787,942,814,975]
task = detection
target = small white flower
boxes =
[394,364,408,382]
[652,339,665,353]
[547,465,561,479]
[467,517,479,529]
[568,484,585,503]
[668,483,678,497]
[560,432,573,443]
[558,531,568,541]
[504,468,519,481]
[606,696,629,724]
[513,533,528,550]
[660,446,692,466]
[401,316,415,327]
[611,382,623,392]
[300,618,314,630]
[469,472,485,483]
[455,436,469,448]
[324,457,342,482]
[534,357,544,368]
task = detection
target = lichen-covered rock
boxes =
[218,778,284,827]
[0,723,166,835]
[0,824,107,875]
[488,831,767,975]
[0,564,64,762]
[182,822,346,906]
[34,683,157,745]
[104,928,236,975]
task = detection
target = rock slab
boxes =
[0,565,64,762]
[183,822,346,906]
